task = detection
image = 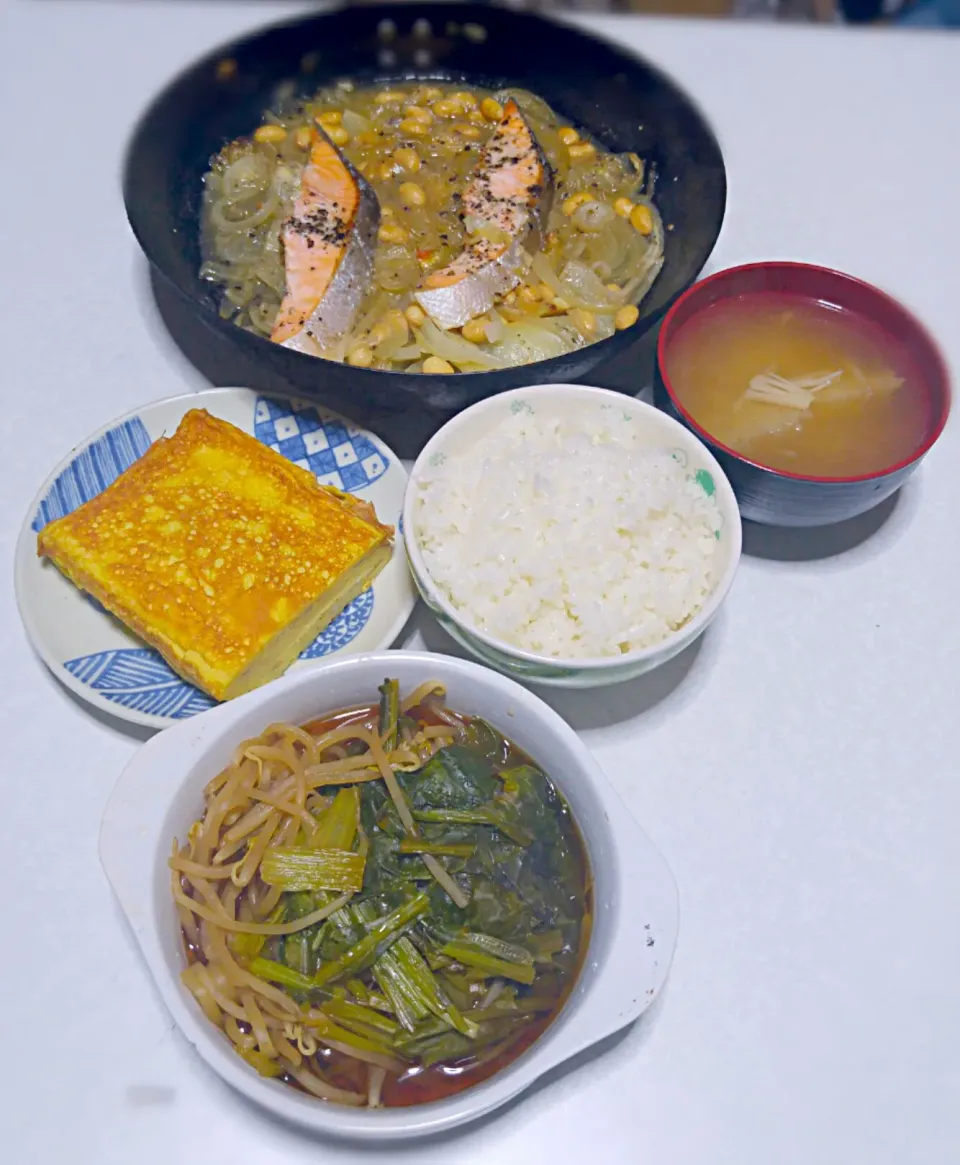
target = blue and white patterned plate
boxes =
[15,388,416,730]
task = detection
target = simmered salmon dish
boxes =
[201,82,663,373]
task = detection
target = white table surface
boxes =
[2,2,958,1162]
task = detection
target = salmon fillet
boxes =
[415,99,554,330]
[272,129,380,355]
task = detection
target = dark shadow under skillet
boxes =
[124,2,726,456]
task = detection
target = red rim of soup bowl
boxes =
[655,261,952,485]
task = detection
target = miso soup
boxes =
[665,293,929,477]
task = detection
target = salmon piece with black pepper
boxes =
[415,98,553,330]
[271,129,380,355]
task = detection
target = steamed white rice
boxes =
[413,407,722,659]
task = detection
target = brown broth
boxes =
[378,903,592,1107]
[301,703,378,736]
[666,292,929,477]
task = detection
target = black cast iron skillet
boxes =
[124,2,726,456]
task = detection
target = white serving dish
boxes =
[99,650,679,1140]
[403,383,742,688]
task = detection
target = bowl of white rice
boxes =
[403,383,742,687]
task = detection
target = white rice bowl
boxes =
[412,403,724,660]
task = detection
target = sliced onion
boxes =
[353,290,392,339]
[531,252,565,298]
[209,192,279,233]
[200,260,232,283]
[391,343,422,361]
[489,319,576,365]
[566,152,634,195]
[375,247,419,293]
[249,301,277,334]
[618,228,665,304]
[571,199,616,234]
[591,312,617,342]
[369,310,410,360]
[225,282,254,307]
[342,109,373,136]
[559,259,620,311]
[560,235,587,263]
[462,217,511,247]
[322,336,348,363]
[222,153,272,200]
[497,88,555,125]
[272,164,303,204]
[484,311,505,343]
[252,259,285,295]
[582,225,623,275]
[416,319,507,370]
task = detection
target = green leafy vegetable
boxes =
[379,678,400,752]
[459,718,508,764]
[409,746,498,811]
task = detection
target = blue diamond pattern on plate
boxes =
[253,396,389,491]
[32,415,151,532]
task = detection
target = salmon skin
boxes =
[271,128,380,355]
[415,98,554,330]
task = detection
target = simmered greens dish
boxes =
[173,679,590,1108]
[200,80,663,372]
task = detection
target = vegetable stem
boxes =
[379,678,400,752]
[412,806,532,847]
[249,956,316,994]
[261,846,365,893]
[312,893,430,988]
[441,941,537,985]
[310,787,360,851]
[322,997,401,1039]
[398,840,475,859]
[381,935,477,1038]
